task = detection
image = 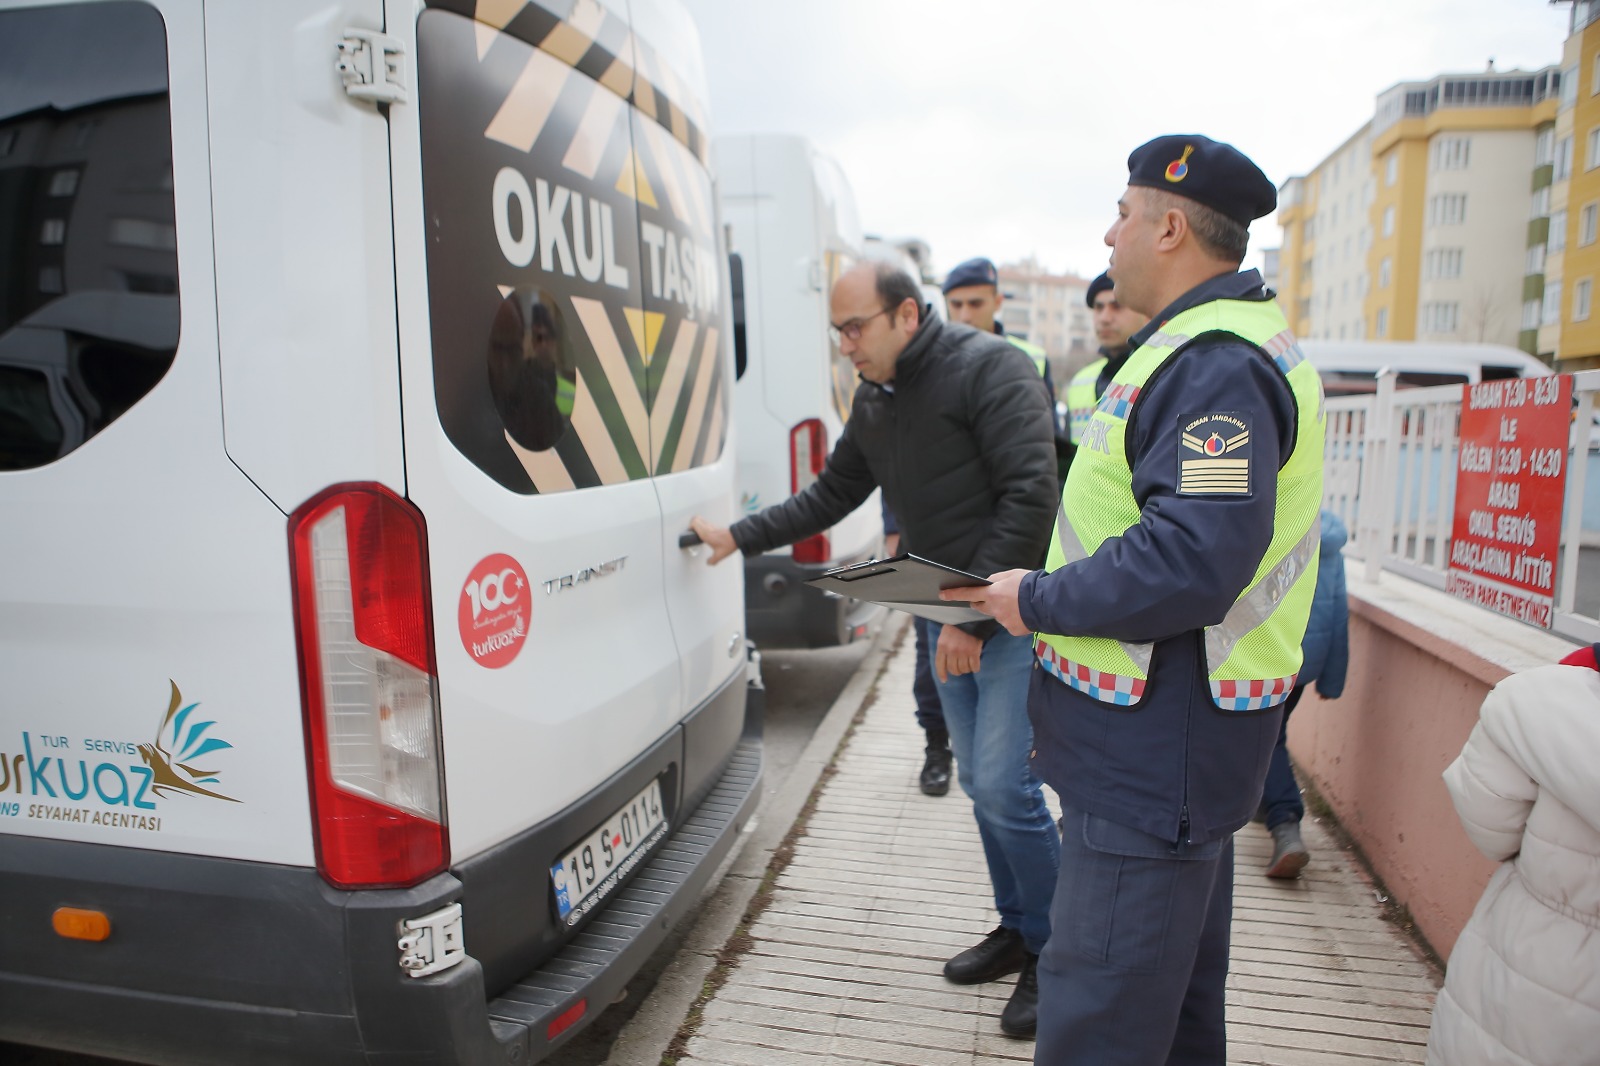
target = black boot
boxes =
[1000,952,1039,1038]
[920,729,952,797]
[944,925,1026,984]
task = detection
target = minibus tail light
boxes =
[790,418,830,565]
[290,483,449,889]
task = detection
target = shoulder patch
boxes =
[1178,412,1251,496]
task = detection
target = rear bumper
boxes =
[743,550,884,649]
[0,668,763,1065]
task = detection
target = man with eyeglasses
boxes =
[690,260,1060,1039]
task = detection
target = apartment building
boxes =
[996,258,1093,376]
[1277,124,1376,341]
[1280,65,1560,352]
[1534,0,1600,369]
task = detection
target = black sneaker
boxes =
[920,743,952,797]
[944,925,1026,985]
[999,952,1039,1038]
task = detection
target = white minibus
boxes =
[0,2,759,1062]
[717,133,885,647]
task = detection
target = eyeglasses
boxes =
[827,306,893,345]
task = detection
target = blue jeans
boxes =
[912,616,947,736]
[1261,686,1306,829]
[1037,805,1234,1065]
[919,620,1060,954]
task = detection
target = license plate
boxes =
[550,778,667,926]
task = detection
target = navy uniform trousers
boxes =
[1034,804,1233,1065]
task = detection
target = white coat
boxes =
[1424,662,1600,1066]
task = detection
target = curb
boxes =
[600,614,909,1066]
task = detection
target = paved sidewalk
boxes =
[673,624,1442,1066]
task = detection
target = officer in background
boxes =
[1064,272,1148,445]
[879,495,952,797]
[942,257,1069,465]
[944,134,1324,1064]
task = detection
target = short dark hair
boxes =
[1145,189,1249,264]
[871,261,924,317]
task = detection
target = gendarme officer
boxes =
[945,134,1325,1065]
[1063,271,1148,446]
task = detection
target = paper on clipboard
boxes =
[805,554,992,626]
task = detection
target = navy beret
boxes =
[1126,134,1275,226]
[1086,272,1113,308]
[942,257,998,293]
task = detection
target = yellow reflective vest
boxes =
[1065,359,1104,445]
[1006,334,1048,378]
[1035,298,1324,711]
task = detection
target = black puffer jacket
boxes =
[731,311,1057,635]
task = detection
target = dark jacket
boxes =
[1299,510,1350,697]
[732,311,1057,637]
[1016,269,1305,845]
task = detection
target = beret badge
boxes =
[1164,145,1194,183]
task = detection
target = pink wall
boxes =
[1286,593,1505,962]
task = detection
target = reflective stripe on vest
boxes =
[1007,334,1048,378]
[1065,359,1104,445]
[1036,298,1325,710]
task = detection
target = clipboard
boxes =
[805,553,992,626]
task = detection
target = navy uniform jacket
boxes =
[1016,269,1302,846]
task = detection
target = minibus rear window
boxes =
[0,1,178,471]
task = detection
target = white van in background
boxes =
[0,2,758,1063]
[1303,339,1551,396]
[716,134,885,648]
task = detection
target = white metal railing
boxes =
[1324,368,1600,645]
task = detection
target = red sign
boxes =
[458,554,530,668]
[1446,375,1571,628]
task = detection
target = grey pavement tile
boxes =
[674,627,1440,1066]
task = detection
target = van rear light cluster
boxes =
[789,418,830,565]
[290,483,449,889]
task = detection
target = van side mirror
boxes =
[729,252,748,380]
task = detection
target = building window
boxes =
[1385,154,1398,186]
[1428,193,1468,226]
[1583,203,1599,246]
[39,219,66,246]
[1421,301,1460,334]
[1531,186,1552,220]
[1431,136,1471,171]
[1376,307,1389,337]
[1425,247,1465,280]
[1523,299,1542,329]
[1589,128,1600,171]
[1551,209,1569,252]
[1576,277,1593,322]
[1537,126,1556,164]
[1525,244,1546,276]
[1543,279,1563,325]
[1383,205,1395,237]
[1379,257,1392,289]
[1556,135,1574,180]
[1593,55,1600,95]
[1564,63,1580,108]
[47,169,79,197]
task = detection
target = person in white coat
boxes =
[1424,644,1600,1066]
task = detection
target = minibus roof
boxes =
[1299,339,1551,379]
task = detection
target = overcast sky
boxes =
[680,0,1572,281]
